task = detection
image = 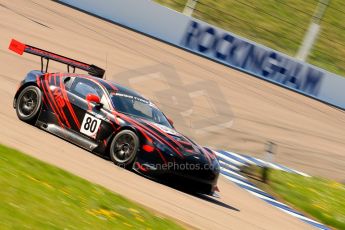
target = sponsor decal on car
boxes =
[148,121,180,137]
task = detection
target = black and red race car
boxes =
[9,39,220,195]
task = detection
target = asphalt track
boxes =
[0,0,343,229]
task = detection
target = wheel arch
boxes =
[13,82,39,108]
[108,126,142,168]
[105,125,142,156]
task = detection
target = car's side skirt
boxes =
[36,120,98,151]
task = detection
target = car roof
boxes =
[82,75,148,101]
[112,82,146,98]
[58,73,149,102]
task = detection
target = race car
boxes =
[9,39,220,195]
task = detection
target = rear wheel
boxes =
[109,130,139,169]
[16,85,42,124]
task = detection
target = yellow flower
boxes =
[287,182,295,188]
[308,188,318,193]
[329,182,342,189]
[25,175,39,182]
[60,189,70,195]
[123,222,133,227]
[129,208,140,214]
[86,208,123,219]
[42,182,53,189]
[135,216,145,222]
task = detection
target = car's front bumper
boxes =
[134,153,220,194]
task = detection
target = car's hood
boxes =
[145,121,181,137]
[136,118,210,157]
[115,113,216,160]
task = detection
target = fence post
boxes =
[262,141,276,183]
[183,0,198,17]
[296,0,330,61]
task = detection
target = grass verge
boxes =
[246,166,345,229]
[0,144,184,230]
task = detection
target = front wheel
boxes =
[16,85,42,124]
[109,130,139,169]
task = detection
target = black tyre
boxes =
[16,85,42,124]
[110,130,139,168]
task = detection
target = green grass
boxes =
[154,0,345,76]
[249,168,345,229]
[0,144,184,230]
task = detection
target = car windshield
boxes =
[110,92,172,128]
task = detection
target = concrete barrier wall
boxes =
[59,0,345,109]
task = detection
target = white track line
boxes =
[220,167,247,180]
[214,151,246,166]
[223,151,253,164]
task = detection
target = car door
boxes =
[63,77,112,142]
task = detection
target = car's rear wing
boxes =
[8,39,105,78]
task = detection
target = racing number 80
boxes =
[84,116,98,133]
[80,113,101,138]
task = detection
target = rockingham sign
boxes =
[59,0,345,109]
[182,21,323,96]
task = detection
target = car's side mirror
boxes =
[167,117,174,127]
[86,94,103,109]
